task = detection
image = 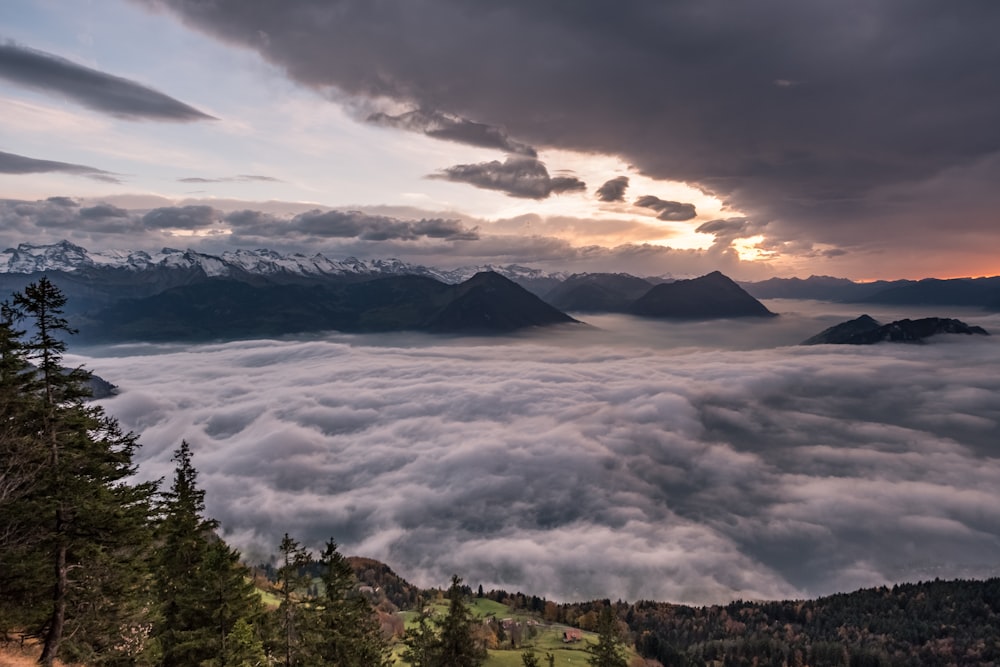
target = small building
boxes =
[563,628,582,643]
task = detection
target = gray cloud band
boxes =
[430,157,586,199]
[369,109,537,157]
[0,41,214,121]
[635,195,697,221]
[0,199,478,243]
[0,150,121,183]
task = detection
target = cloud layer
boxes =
[2,197,773,279]
[369,109,536,156]
[75,303,1000,604]
[0,150,120,183]
[137,0,1000,275]
[0,198,479,246]
[431,157,586,199]
[0,41,214,121]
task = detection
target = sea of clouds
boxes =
[68,301,1000,605]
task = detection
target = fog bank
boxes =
[70,303,1000,604]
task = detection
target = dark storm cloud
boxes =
[225,208,479,242]
[0,198,146,239]
[596,176,629,202]
[431,157,586,199]
[77,308,1000,603]
[696,218,759,249]
[696,218,751,237]
[369,109,536,156]
[635,195,697,222]
[178,174,282,184]
[0,41,214,121]
[142,205,219,230]
[0,199,481,252]
[79,204,130,220]
[138,0,1000,269]
[0,150,121,183]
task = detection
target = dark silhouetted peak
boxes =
[428,271,578,333]
[803,316,989,345]
[630,271,775,319]
[802,314,882,345]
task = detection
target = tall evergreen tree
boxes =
[154,441,264,667]
[402,578,488,667]
[401,602,438,667]
[311,539,392,667]
[0,300,39,524]
[223,617,268,667]
[436,575,487,667]
[0,278,157,666]
[586,606,628,667]
[274,534,313,667]
[0,300,44,633]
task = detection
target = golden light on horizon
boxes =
[733,235,770,261]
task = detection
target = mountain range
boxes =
[0,242,782,341]
[741,274,1000,309]
[7,241,1000,309]
[0,240,563,287]
[84,271,577,341]
[20,240,999,343]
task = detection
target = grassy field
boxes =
[482,628,596,667]
[392,596,604,667]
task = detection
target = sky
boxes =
[3,0,1000,280]
[71,302,1000,604]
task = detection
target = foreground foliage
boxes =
[0,278,156,666]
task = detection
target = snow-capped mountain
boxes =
[431,264,568,284]
[0,240,423,279]
[0,240,565,285]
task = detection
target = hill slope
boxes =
[803,315,989,344]
[630,271,776,319]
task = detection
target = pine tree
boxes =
[436,575,487,667]
[223,617,268,667]
[275,534,313,667]
[0,300,41,532]
[311,539,392,667]
[586,606,628,667]
[154,441,264,667]
[0,300,45,633]
[0,278,156,666]
[401,602,438,667]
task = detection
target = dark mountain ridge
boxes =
[631,271,776,319]
[78,271,578,342]
[803,314,990,345]
[543,272,655,312]
[743,274,1000,310]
